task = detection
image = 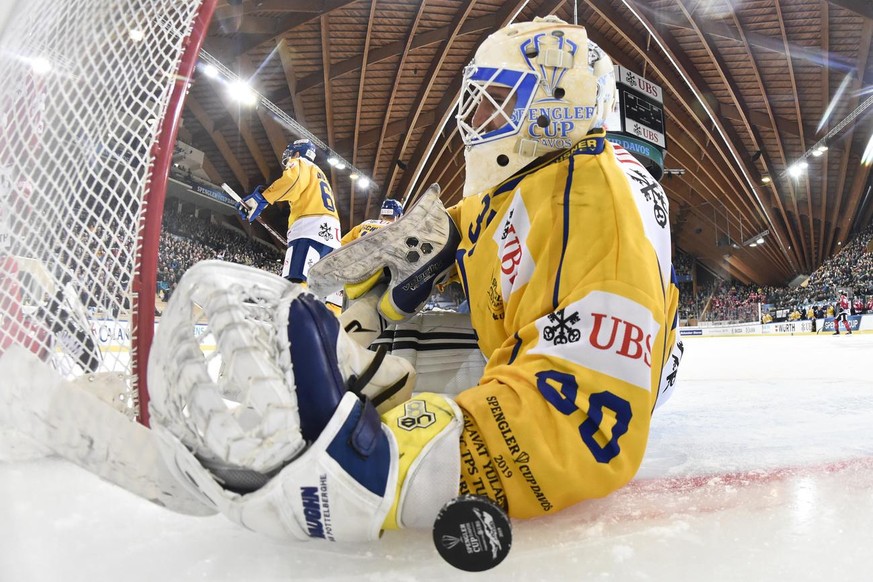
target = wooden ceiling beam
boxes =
[773,0,812,271]
[321,14,338,190]
[826,0,873,20]
[832,19,873,247]
[724,0,805,270]
[818,0,831,268]
[188,96,251,190]
[364,0,429,218]
[349,0,378,230]
[649,2,856,71]
[277,38,309,128]
[392,0,552,204]
[614,0,798,274]
[214,0,359,57]
[295,13,502,93]
[238,53,291,166]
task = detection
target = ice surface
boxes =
[2,333,873,581]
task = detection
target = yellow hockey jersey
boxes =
[261,157,339,230]
[340,219,387,245]
[448,132,679,519]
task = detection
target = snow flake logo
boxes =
[543,309,581,344]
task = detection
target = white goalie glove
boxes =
[148,261,462,542]
[308,184,460,323]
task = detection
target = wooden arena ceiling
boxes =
[183,0,873,286]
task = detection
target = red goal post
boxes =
[0,0,217,426]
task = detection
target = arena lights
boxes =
[862,133,873,166]
[202,63,219,79]
[228,79,257,106]
[743,229,769,248]
[787,161,808,178]
[128,29,145,43]
[761,175,772,184]
[779,94,873,179]
[197,50,376,194]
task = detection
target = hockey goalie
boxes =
[0,16,683,542]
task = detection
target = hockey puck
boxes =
[432,495,512,572]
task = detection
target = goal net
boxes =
[0,0,216,425]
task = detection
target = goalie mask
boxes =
[456,15,617,197]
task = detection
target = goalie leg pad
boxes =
[381,393,462,530]
[154,392,398,542]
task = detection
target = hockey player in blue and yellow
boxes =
[237,138,343,310]
[307,14,683,522]
[340,199,403,245]
[143,15,684,545]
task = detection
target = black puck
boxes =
[432,495,512,572]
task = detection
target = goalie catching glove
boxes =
[148,261,462,542]
[308,184,460,322]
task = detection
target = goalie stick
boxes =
[221,183,286,246]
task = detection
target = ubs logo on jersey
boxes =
[530,291,661,391]
[589,312,652,367]
[493,189,533,301]
[500,226,522,283]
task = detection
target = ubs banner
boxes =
[607,65,666,180]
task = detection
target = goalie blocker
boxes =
[148,261,464,542]
[308,184,460,323]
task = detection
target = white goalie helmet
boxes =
[457,15,618,197]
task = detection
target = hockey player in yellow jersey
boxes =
[142,15,684,545]
[340,199,403,245]
[307,14,683,521]
[238,138,343,310]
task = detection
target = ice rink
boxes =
[2,332,873,581]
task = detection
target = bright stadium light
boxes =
[199,49,377,193]
[229,79,257,106]
[203,63,219,79]
[128,29,145,43]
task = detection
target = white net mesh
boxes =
[0,0,211,421]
